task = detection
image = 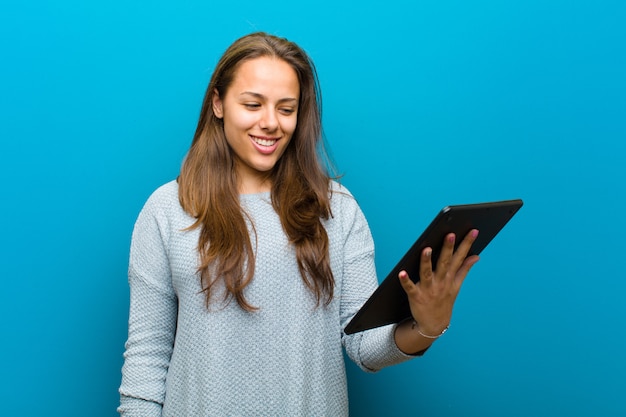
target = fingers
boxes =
[452,254,480,289]
[435,233,456,273]
[457,229,479,257]
[450,229,479,270]
[398,270,417,295]
[419,247,433,284]
[402,229,480,290]
[432,229,479,281]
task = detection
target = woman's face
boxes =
[212,56,300,193]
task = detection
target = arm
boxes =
[118,196,178,417]
[338,190,416,371]
[395,230,480,354]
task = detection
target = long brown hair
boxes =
[178,32,336,311]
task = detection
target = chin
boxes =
[252,158,281,172]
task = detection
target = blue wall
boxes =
[1,1,624,416]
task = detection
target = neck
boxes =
[238,175,272,194]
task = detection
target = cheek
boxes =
[224,110,257,133]
[282,117,298,135]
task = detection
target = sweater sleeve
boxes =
[337,190,416,372]
[118,192,178,417]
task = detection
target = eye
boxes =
[279,107,296,115]
[243,103,261,110]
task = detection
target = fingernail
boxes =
[471,229,479,238]
[448,234,455,243]
[424,248,432,257]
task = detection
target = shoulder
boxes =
[325,181,375,260]
[131,180,193,245]
[134,180,192,229]
[328,180,360,212]
[140,180,180,214]
[327,180,370,228]
[146,180,179,204]
[329,180,355,202]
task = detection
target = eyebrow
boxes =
[239,91,298,104]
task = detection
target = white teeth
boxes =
[252,136,277,146]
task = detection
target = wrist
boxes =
[411,320,449,339]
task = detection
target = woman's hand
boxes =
[394,229,480,354]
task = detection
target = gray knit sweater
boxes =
[118,180,413,417]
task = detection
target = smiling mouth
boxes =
[251,135,278,147]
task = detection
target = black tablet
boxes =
[344,199,523,335]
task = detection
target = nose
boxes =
[259,108,278,131]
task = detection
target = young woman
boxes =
[118,32,479,417]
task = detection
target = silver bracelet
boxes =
[412,320,449,339]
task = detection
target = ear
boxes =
[212,89,224,118]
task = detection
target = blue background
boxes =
[1,1,624,416]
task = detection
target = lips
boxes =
[251,135,278,146]
[250,135,280,154]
